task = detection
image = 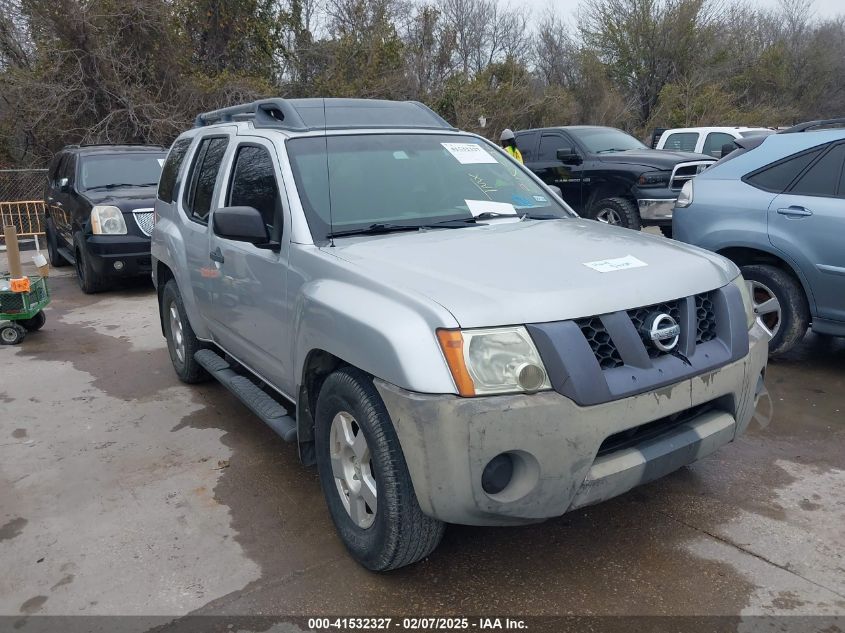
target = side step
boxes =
[57,246,76,265]
[195,349,297,442]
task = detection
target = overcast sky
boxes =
[525,0,844,26]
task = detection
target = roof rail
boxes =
[194,99,308,131]
[779,118,845,134]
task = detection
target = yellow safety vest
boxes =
[505,145,523,164]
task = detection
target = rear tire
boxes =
[162,279,210,384]
[588,197,642,231]
[73,232,107,294]
[20,311,46,332]
[741,264,809,356]
[315,367,445,571]
[45,218,69,267]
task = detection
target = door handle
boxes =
[210,248,224,264]
[777,206,813,218]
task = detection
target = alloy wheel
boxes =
[595,208,622,225]
[329,411,377,529]
[168,302,185,364]
[750,280,782,338]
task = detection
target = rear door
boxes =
[206,138,291,390]
[534,132,584,211]
[50,154,75,246]
[767,141,845,323]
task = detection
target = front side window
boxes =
[538,134,568,162]
[79,153,164,190]
[788,143,845,198]
[227,145,283,240]
[663,132,698,153]
[158,138,193,203]
[745,148,824,193]
[287,134,572,242]
[184,137,228,223]
[702,132,736,158]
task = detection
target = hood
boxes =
[599,149,714,170]
[324,219,738,328]
[83,186,157,212]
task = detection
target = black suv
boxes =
[43,144,166,292]
[516,126,715,235]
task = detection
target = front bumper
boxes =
[84,235,152,278]
[638,198,677,222]
[376,325,768,526]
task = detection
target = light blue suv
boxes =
[674,120,845,355]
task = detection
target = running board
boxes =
[194,349,297,442]
[57,246,75,265]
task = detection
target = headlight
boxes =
[637,171,671,187]
[732,275,755,330]
[437,326,552,396]
[675,180,694,208]
[90,205,127,235]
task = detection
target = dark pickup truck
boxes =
[516,126,715,235]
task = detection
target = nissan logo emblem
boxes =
[644,313,681,352]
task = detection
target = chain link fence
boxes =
[0,169,48,244]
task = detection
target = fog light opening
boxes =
[113,260,125,271]
[481,453,514,495]
[516,363,546,392]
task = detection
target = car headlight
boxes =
[637,170,671,187]
[732,275,755,330]
[90,205,127,235]
[675,180,694,208]
[437,326,552,396]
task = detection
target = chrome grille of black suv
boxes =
[575,317,624,369]
[695,292,717,343]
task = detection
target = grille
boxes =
[628,300,682,359]
[133,209,154,236]
[695,292,717,343]
[670,161,713,190]
[576,316,624,370]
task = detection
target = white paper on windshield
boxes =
[157,159,165,167]
[465,200,517,217]
[583,255,647,273]
[442,142,498,165]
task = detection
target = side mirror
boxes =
[719,142,736,159]
[212,206,273,247]
[548,185,563,198]
[58,177,70,192]
[556,147,582,165]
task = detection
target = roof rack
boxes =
[779,118,845,134]
[193,98,455,132]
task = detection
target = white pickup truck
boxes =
[657,127,774,158]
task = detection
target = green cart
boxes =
[0,275,50,345]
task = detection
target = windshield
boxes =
[570,128,647,153]
[79,153,165,190]
[286,134,573,241]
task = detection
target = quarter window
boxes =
[227,145,283,239]
[184,137,228,223]
[745,148,823,193]
[158,138,193,203]
[663,132,698,152]
[789,144,845,198]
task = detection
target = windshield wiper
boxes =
[596,148,632,154]
[327,221,471,238]
[86,182,157,191]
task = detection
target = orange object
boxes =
[10,277,31,293]
[436,329,476,397]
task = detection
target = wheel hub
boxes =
[169,302,185,363]
[596,208,622,225]
[329,411,376,529]
[750,280,782,338]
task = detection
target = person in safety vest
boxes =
[500,129,523,163]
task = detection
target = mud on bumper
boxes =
[376,326,768,526]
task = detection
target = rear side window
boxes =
[515,132,538,161]
[227,145,283,240]
[158,138,193,203]
[184,137,228,223]
[788,143,845,198]
[663,132,698,152]
[745,148,824,193]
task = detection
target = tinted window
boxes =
[158,138,193,203]
[48,153,64,182]
[64,154,77,185]
[227,145,283,239]
[79,153,163,190]
[515,132,537,161]
[184,137,228,223]
[789,144,845,198]
[663,132,698,152]
[569,127,646,153]
[702,132,736,158]
[746,149,823,193]
[538,134,567,161]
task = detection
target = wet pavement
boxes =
[1,256,843,630]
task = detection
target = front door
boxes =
[768,141,845,324]
[206,138,291,392]
[534,132,584,211]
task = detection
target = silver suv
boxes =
[151,98,769,570]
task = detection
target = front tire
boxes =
[315,367,445,571]
[588,197,642,231]
[162,279,210,384]
[0,323,26,345]
[742,264,809,356]
[73,232,106,294]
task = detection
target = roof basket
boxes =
[193,98,455,132]
[779,118,845,134]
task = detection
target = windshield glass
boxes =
[79,153,165,190]
[286,134,573,241]
[570,128,647,153]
